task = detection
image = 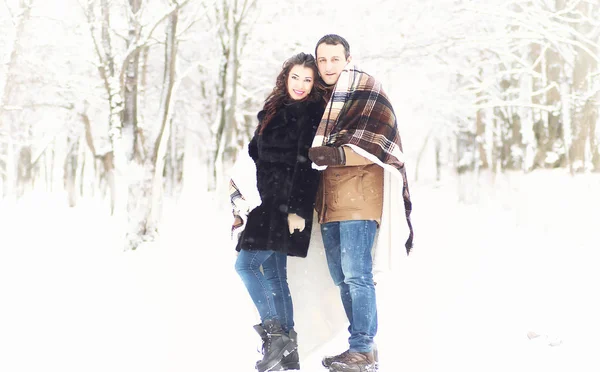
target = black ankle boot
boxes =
[277,329,299,370]
[255,319,296,372]
[254,324,268,368]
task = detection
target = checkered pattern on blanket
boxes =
[311,63,413,253]
[229,179,245,217]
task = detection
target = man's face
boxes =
[316,43,351,86]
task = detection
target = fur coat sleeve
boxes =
[287,102,322,220]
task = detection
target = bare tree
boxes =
[0,0,34,197]
[404,0,600,176]
[569,1,599,172]
[81,0,197,248]
[144,5,179,240]
[205,0,257,191]
[123,0,144,162]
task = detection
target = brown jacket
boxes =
[315,147,384,225]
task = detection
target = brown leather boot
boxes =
[329,351,377,372]
[322,349,349,368]
[323,345,378,369]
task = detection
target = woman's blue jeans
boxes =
[321,220,378,353]
[235,249,294,332]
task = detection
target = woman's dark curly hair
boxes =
[258,52,326,134]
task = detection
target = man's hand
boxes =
[288,213,305,234]
[308,146,346,166]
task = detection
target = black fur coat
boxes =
[236,99,325,257]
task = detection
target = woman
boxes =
[232,52,325,372]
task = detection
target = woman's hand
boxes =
[232,215,244,233]
[287,213,305,234]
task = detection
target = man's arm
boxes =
[342,146,373,166]
[308,145,373,167]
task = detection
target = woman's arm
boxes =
[248,134,258,161]
[287,115,320,220]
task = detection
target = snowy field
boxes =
[1,169,599,372]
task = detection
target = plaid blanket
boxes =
[229,179,246,217]
[311,63,414,253]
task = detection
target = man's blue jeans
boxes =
[321,220,378,353]
[235,250,294,332]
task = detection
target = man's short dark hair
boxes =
[315,34,351,60]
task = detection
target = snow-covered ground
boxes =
[1,169,599,372]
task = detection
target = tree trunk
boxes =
[221,6,243,185]
[49,141,55,192]
[530,0,567,169]
[531,42,545,169]
[544,0,566,168]
[143,11,179,242]
[16,146,33,198]
[584,99,599,171]
[0,0,34,197]
[78,142,86,199]
[85,0,125,215]
[435,137,442,181]
[138,45,150,161]
[96,0,127,220]
[209,0,256,192]
[100,0,115,77]
[546,46,564,167]
[64,137,79,207]
[568,1,597,172]
[123,0,142,162]
[164,118,180,197]
[475,98,489,169]
[102,152,117,215]
[414,126,434,182]
[560,81,573,174]
[511,112,523,170]
[519,63,535,172]
[211,44,230,191]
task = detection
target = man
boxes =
[308,34,414,372]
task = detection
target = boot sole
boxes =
[257,342,297,372]
[329,362,377,372]
[258,353,300,370]
[266,362,300,371]
[268,357,300,371]
[277,362,300,371]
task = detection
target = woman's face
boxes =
[286,64,314,101]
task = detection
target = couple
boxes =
[231,34,414,372]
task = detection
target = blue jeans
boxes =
[321,220,378,353]
[235,250,294,332]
